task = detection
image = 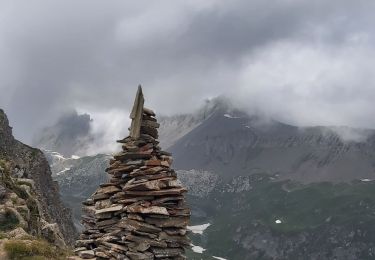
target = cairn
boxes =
[75,86,190,260]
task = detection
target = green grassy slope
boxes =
[188,174,375,259]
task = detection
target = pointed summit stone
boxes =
[129,85,145,139]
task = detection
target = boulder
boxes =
[78,250,96,259]
[41,221,66,248]
[7,227,30,239]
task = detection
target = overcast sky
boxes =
[1,0,375,143]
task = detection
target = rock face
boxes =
[168,100,375,183]
[0,109,77,245]
[75,87,190,259]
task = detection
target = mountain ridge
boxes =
[0,109,77,246]
[168,104,375,183]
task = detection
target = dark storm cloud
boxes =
[1,0,375,143]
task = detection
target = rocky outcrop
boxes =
[75,87,190,259]
[0,159,66,247]
[0,109,77,245]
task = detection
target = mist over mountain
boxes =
[158,97,235,149]
[32,110,94,157]
[36,97,375,183]
[169,103,375,183]
[35,97,375,159]
[33,97,237,155]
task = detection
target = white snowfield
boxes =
[49,151,81,161]
[275,219,282,224]
[188,224,227,259]
[187,223,211,234]
[191,244,206,254]
[361,179,372,182]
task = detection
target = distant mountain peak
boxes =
[158,96,259,149]
[199,96,238,118]
[32,110,94,157]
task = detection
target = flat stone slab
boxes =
[127,205,169,215]
[78,250,95,259]
[117,219,161,233]
[145,216,190,228]
[98,186,121,194]
[124,188,187,196]
[95,205,123,215]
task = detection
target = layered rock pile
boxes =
[75,86,190,260]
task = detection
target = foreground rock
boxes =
[0,159,68,248]
[75,86,190,259]
[0,109,77,246]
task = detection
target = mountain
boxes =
[164,100,375,259]
[32,111,94,157]
[36,98,375,259]
[0,109,77,255]
[169,100,375,183]
[158,98,229,149]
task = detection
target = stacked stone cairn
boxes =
[75,86,190,260]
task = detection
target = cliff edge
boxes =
[0,109,77,246]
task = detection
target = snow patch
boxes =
[51,152,66,160]
[361,179,372,182]
[187,223,211,234]
[213,257,227,260]
[56,167,71,176]
[71,155,80,160]
[191,244,206,254]
[223,114,239,119]
[275,219,282,224]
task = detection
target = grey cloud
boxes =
[1,0,375,143]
